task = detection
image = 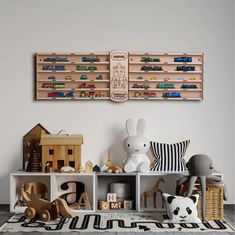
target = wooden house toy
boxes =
[23,123,50,170]
[40,131,83,172]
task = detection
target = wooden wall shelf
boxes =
[36,51,204,102]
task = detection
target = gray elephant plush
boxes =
[176,154,228,222]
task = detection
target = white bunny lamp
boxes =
[122,119,150,173]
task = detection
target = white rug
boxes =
[0,213,234,233]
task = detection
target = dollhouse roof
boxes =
[23,123,50,138]
[40,133,83,146]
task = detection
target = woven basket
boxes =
[179,182,224,220]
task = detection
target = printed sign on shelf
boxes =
[109,51,129,102]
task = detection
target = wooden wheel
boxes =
[40,209,51,222]
[25,207,36,219]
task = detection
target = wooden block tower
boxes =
[40,131,83,172]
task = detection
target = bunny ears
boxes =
[126,119,145,136]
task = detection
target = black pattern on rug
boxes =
[1,213,234,233]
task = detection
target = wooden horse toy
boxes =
[143,177,165,208]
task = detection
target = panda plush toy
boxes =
[163,193,201,223]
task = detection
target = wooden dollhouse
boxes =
[23,123,50,170]
[40,131,83,172]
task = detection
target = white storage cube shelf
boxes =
[10,171,223,213]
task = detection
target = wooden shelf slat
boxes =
[129,79,202,83]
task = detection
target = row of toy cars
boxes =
[134,91,182,98]
[43,56,101,63]
[139,56,193,63]
[42,82,65,89]
[48,91,74,98]
[80,91,105,98]
[132,83,198,89]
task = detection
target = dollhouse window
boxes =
[49,149,54,155]
[68,149,73,155]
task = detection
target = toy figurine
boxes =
[122,119,150,172]
[176,154,228,222]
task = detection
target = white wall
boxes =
[0,0,234,204]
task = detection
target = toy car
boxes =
[80,75,88,80]
[141,65,163,71]
[157,84,175,89]
[87,66,97,71]
[44,57,69,62]
[65,75,72,80]
[53,82,65,89]
[42,83,52,88]
[79,83,87,88]
[181,84,197,89]
[174,57,192,63]
[66,91,74,97]
[87,84,96,89]
[77,65,87,71]
[136,76,144,80]
[48,75,56,80]
[140,57,160,62]
[143,91,156,97]
[96,75,103,80]
[42,65,65,71]
[176,66,195,71]
[82,57,100,62]
[149,76,157,80]
[162,92,181,98]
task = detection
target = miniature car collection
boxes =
[134,91,156,98]
[141,65,163,71]
[53,82,65,89]
[140,57,160,62]
[162,92,181,98]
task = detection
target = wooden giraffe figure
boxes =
[143,177,165,208]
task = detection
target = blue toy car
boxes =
[174,57,192,63]
[162,92,181,98]
[176,66,195,72]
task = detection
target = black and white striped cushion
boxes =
[150,140,190,172]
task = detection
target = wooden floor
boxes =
[0,205,234,234]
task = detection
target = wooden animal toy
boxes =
[21,182,48,203]
[24,198,73,222]
[143,177,165,208]
[101,149,123,173]
[122,119,150,172]
[85,160,93,173]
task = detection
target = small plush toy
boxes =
[163,193,201,223]
[122,119,150,172]
[177,154,228,222]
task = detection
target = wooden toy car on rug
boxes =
[24,198,73,222]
